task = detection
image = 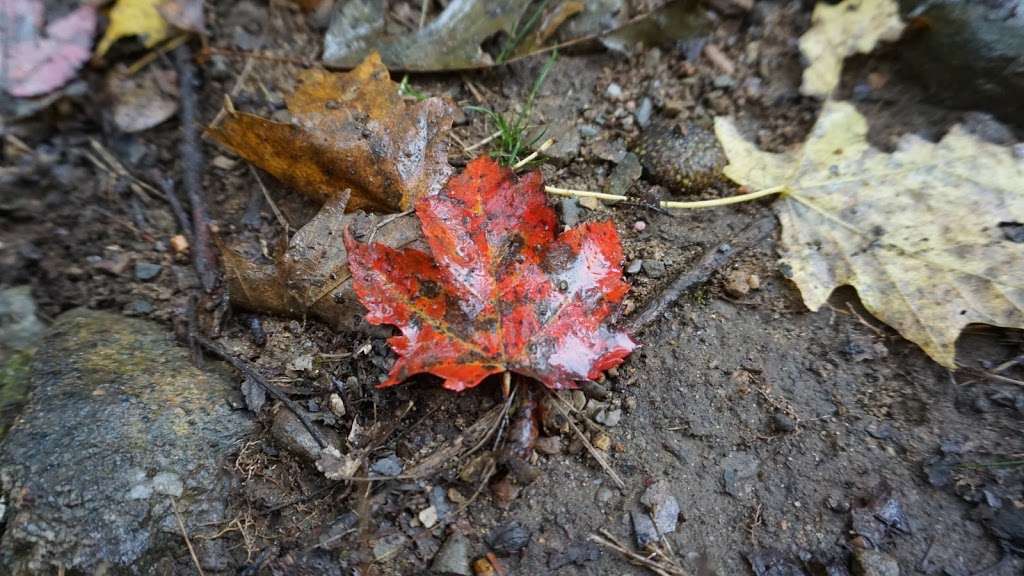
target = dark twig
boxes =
[193,333,328,449]
[175,42,218,293]
[161,178,194,239]
[623,215,775,332]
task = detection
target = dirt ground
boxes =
[2,0,1023,574]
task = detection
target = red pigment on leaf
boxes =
[345,156,636,391]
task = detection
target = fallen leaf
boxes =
[108,67,179,133]
[95,0,170,58]
[345,156,637,391]
[207,53,456,212]
[599,0,710,55]
[799,0,904,97]
[156,0,204,34]
[221,191,426,332]
[714,100,1024,368]
[323,0,532,70]
[0,0,97,97]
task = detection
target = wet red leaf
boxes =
[345,156,637,391]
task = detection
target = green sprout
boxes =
[467,51,557,167]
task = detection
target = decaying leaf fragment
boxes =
[715,101,1024,368]
[322,0,531,70]
[0,0,97,97]
[345,156,637,391]
[208,53,456,212]
[799,0,904,97]
[221,191,425,332]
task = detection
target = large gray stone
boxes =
[0,309,254,574]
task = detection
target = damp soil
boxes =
[2,0,1023,575]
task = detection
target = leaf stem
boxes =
[545,185,786,209]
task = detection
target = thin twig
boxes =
[512,137,554,170]
[193,334,329,449]
[545,185,783,209]
[590,530,687,576]
[125,33,189,75]
[624,215,776,332]
[465,130,503,153]
[209,56,257,129]
[993,353,1024,374]
[548,390,625,489]
[176,43,218,293]
[171,498,207,576]
[160,179,194,240]
[249,166,291,234]
[419,0,430,28]
[368,209,414,243]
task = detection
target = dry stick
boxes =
[548,390,625,489]
[249,166,291,234]
[161,179,194,240]
[176,42,218,293]
[511,137,554,170]
[208,56,257,129]
[193,334,329,450]
[545,185,783,209]
[624,214,776,333]
[170,498,207,576]
[589,530,686,576]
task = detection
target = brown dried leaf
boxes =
[207,53,456,213]
[221,192,426,331]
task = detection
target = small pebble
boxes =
[371,454,403,476]
[418,505,438,529]
[642,260,666,279]
[633,220,647,232]
[605,82,624,101]
[626,259,643,275]
[472,558,495,576]
[635,97,653,128]
[328,393,346,417]
[772,412,796,433]
[534,436,562,455]
[592,432,611,451]
[170,234,189,254]
[134,262,162,281]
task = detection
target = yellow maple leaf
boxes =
[95,0,169,58]
[715,101,1024,368]
[799,0,904,97]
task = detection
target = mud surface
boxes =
[1,0,1022,574]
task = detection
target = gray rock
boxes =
[372,454,404,476]
[626,259,643,275]
[641,481,680,536]
[642,260,666,279]
[604,152,642,196]
[635,97,653,128]
[0,309,255,573]
[853,549,900,576]
[605,82,624,100]
[373,532,409,561]
[772,412,796,433]
[579,123,600,138]
[431,532,472,575]
[133,261,162,281]
[722,452,759,498]
[560,197,581,228]
[271,408,339,461]
[0,287,44,354]
[595,407,622,427]
[631,509,660,548]
[123,298,154,316]
[542,122,581,163]
[0,287,43,440]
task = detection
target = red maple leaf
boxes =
[345,156,637,391]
